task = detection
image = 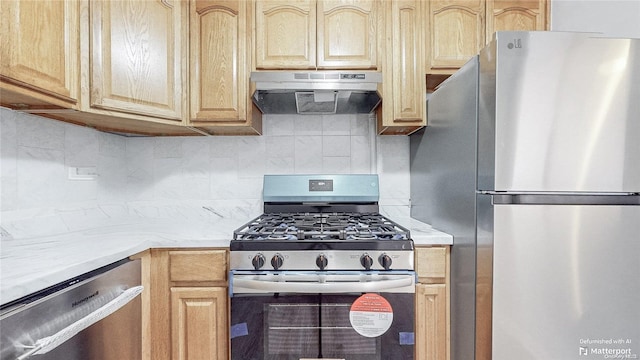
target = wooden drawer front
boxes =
[416,247,447,283]
[169,250,227,282]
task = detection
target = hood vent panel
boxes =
[251,71,382,115]
[295,91,338,114]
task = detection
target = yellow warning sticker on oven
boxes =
[349,293,393,337]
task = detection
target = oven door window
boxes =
[231,294,414,360]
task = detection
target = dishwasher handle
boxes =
[16,285,143,360]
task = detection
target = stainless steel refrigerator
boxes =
[410,31,640,360]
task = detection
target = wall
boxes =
[551,0,640,38]
[0,107,410,238]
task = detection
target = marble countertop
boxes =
[0,216,452,305]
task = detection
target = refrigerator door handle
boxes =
[489,193,640,205]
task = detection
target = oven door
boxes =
[229,271,415,360]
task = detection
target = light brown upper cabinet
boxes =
[377,0,426,135]
[89,0,187,122]
[317,0,379,69]
[188,0,262,135]
[255,0,380,70]
[426,0,485,73]
[486,0,548,43]
[425,0,548,89]
[0,0,79,110]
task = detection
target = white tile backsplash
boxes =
[237,137,266,178]
[64,123,99,166]
[16,146,66,208]
[1,107,412,234]
[210,136,238,158]
[322,157,351,174]
[322,135,351,157]
[350,135,373,173]
[0,111,18,211]
[263,114,295,136]
[17,112,65,150]
[322,115,351,135]
[293,116,323,135]
[294,135,323,173]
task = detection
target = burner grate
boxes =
[234,212,410,241]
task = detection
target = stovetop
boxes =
[231,212,412,250]
[230,212,414,271]
[235,212,409,239]
[229,175,414,271]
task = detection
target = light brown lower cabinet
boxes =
[142,248,228,360]
[415,246,450,360]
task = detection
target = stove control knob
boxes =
[316,254,328,270]
[252,254,266,270]
[271,254,284,270]
[360,254,374,270]
[379,253,393,271]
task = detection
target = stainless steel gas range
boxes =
[229,175,415,360]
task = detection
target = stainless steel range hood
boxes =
[251,71,382,115]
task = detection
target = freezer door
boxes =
[489,204,640,360]
[478,31,640,192]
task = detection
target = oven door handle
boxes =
[232,274,415,294]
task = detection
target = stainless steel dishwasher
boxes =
[0,258,142,360]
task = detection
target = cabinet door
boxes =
[171,287,228,360]
[486,0,547,43]
[90,0,186,121]
[255,0,316,69]
[378,0,425,135]
[190,0,249,123]
[317,0,378,69]
[426,0,484,71]
[390,0,424,123]
[416,284,448,360]
[0,0,79,107]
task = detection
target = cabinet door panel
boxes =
[486,0,547,43]
[428,0,484,70]
[378,0,425,135]
[392,0,424,121]
[0,0,78,104]
[317,0,378,69]
[171,287,228,360]
[255,0,316,69]
[416,284,448,360]
[190,0,248,122]
[90,0,185,121]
